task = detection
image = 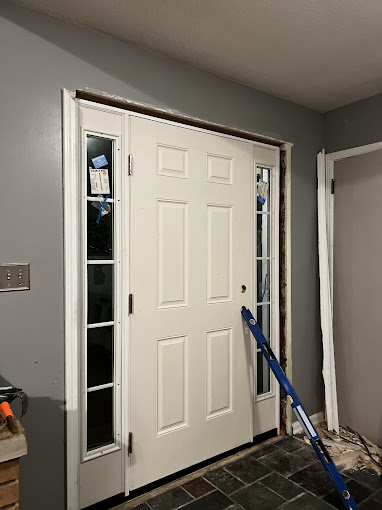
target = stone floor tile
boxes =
[276,437,305,454]
[251,444,279,460]
[282,493,335,509]
[231,482,284,510]
[182,478,215,498]
[225,456,271,484]
[323,478,373,508]
[180,490,233,510]
[260,471,304,500]
[259,449,312,477]
[205,468,244,495]
[147,486,192,510]
[294,446,318,465]
[342,469,382,491]
[289,462,334,497]
[359,499,382,509]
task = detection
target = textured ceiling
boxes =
[9,0,382,111]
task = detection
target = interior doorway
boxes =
[332,149,382,446]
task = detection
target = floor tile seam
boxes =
[220,466,253,487]
[192,475,235,498]
[280,459,324,479]
[179,485,197,500]
[164,489,234,510]
[350,490,381,506]
[226,468,276,492]
[344,475,379,493]
[228,477,288,504]
[277,491,306,507]
[228,471,289,498]
[277,491,338,510]
[256,475,302,502]
[256,480,289,503]
[143,486,194,510]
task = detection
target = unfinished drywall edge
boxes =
[292,411,325,436]
[279,143,293,436]
[76,88,293,148]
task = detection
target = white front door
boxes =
[129,117,277,490]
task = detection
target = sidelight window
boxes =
[256,166,272,397]
[82,133,121,459]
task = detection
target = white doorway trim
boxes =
[63,89,80,510]
[63,89,293,508]
[320,141,382,431]
[326,141,382,292]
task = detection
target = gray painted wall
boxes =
[334,150,382,446]
[0,3,323,508]
[324,93,382,152]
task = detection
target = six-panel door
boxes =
[129,117,253,489]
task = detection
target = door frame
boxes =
[326,141,382,293]
[63,89,292,509]
[321,141,382,430]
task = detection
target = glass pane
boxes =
[257,213,270,258]
[87,201,113,260]
[257,259,270,302]
[87,388,113,451]
[87,135,114,198]
[87,326,114,388]
[257,351,271,395]
[256,167,270,212]
[88,264,113,324]
[256,304,270,341]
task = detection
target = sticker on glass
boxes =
[257,179,269,205]
[89,168,110,195]
[92,154,108,169]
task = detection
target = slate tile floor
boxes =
[124,437,382,510]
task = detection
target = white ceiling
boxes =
[10,0,382,111]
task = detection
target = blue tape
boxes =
[257,195,266,205]
[92,154,108,168]
[96,194,110,224]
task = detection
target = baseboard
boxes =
[292,411,325,435]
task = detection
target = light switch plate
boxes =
[0,262,30,291]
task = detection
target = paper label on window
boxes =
[89,168,110,195]
[92,154,108,169]
[257,179,269,205]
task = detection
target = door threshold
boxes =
[85,429,279,510]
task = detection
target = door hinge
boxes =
[331,179,335,194]
[128,293,134,315]
[128,432,133,456]
[128,154,133,176]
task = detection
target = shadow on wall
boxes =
[0,1,314,143]
[0,375,65,510]
[20,396,65,508]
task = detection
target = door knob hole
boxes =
[241,285,246,293]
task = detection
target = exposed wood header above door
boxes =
[76,90,282,147]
